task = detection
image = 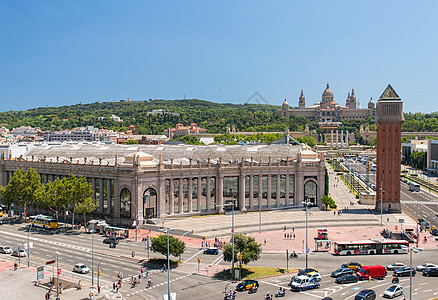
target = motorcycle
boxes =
[289,253,298,259]
[275,290,285,297]
[248,286,258,294]
[392,276,399,284]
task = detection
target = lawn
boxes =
[215,266,297,280]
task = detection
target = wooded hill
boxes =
[0,99,437,135]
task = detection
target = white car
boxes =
[0,245,13,254]
[386,262,406,271]
[416,263,436,271]
[383,285,404,298]
[306,272,322,282]
[12,249,26,257]
[73,263,90,274]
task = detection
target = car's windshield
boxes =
[387,286,396,292]
[293,278,303,284]
[80,265,87,268]
[358,268,365,273]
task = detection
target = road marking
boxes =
[185,249,204,262]
[419,282,428,285]
[212,254,223,265]
[423,289,433,293]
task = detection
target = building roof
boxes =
[379,84,400,100]
[18,142,301,165]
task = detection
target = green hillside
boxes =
[0,99,437,135]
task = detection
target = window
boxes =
[120,188,131,218]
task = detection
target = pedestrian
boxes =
[333,210,336,216]
[98,285,101,294]
[264,238,267,245]
[59,282,63,294]
[292,227,294,232]
[116,283,120,293]
[113,282,116,292]
[293,233,295,239]
[78,279,82,290]
[284,225,286,231]
[284,233,286,239]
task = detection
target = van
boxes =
[356,265,386,280]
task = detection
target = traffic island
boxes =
[214,266,297,280]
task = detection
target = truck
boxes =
[290,275,320,291]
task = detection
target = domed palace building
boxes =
[279,84,376,122]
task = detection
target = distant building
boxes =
[279,84,376,122]
[164,123,207,138]
[44,126,99,142]
[147,109,181,117]
[428,140,438,173]
[111,114,123,122]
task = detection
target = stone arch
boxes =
[304,179,318,207]
[120,188,131,218]
[143,187,158,219]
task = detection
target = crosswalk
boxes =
[401,200,438,205]
[125,274,192,297]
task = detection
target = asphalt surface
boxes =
[346,160,438,233]
[2,220,438,299]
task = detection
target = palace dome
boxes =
[322,83,333,97]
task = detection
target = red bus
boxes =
[334,239,409,255]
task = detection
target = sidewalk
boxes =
[0,258,121,300]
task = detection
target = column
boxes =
[99,178,104,214]
[169,179,174,214]
[346,130,349,145]
[114,180,121,225]
[107,178,111,215]
[341,130,344,148]
[178,179,184,214]
[295,173,304,206]
[206,177,211,211]
[276,175,281,207]
[249,175,254,209]
[197,177,202,212]
[188,177,193,213]
[217,175,224,213]
[318,171,325,208]
[239,175,246,212]
[285,174,290,207]
[330,130,334,148]
[267,175,271,208]
[158,177,166,217]
[258,175,262,208]
[336,130,339,148]
[91,178,96,200]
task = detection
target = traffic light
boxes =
[98,266,102,276]
[132,251,135,257]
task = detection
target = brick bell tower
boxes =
[375,84,404,213]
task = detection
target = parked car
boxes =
[394,266,416,277]
[416,263,436,271]
[331,268,354,278]
[354,289,376,300]
[431,229,438,236]
[383,285,404,298]
[417,218,425,224]
[423,267,438,277]
[335,274,358,284]
[12,249,26,257]
[235,280,259,291]
[0,245,13,254]
[203,248,219,255]
[341,262,363,271]
[386,262,406,271]
[73,263,90,274]
[103,237,120,244]
[356,265,386,280]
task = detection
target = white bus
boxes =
[409,182,420,192]
[334,239,409,255]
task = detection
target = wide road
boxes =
[346,160,438,232]
[2,219,438,299]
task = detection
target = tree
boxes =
[34,178,66,221]
[151,234,186,259]
[173,135,204,145]
[63,174,93,228]
[223,233,262,265]
[2,168,41,220]
[321,195,337,209]
[75,196,97,228]
[325,169,329,196]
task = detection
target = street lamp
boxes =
[258,195,262,233]
[403,246,423,300]
[414,190,420,247]
[56,251,60,299]
[218,198,236,279]
[91,224,95,286]
[97,254,109,292]
[379,182,384,227]
[179,231,192,261]
[159,227,175,300]
[302,198,310,269]
[27,219,35,267]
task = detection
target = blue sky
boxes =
[0,1,437,113]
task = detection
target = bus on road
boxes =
[334,239,409,255]
[409,182,421,192]
[29,214,58,229]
